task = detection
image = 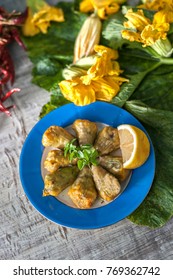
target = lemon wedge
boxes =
[117,124,150,169]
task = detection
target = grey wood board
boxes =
[0,0,173,260]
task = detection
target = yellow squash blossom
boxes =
[121,9,172,57]
[22,1,64,36]
[59,45,128,106]
[139,0,173,24]
[80,0,125,19]
[59,77,96,106]
[139,0,173,11]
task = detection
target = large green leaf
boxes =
[39,84,70,118]
[101,12,127,49]
[31,58,64,91]
[112,48,161,107]
[129,65,173,111]
[125,100,173,228]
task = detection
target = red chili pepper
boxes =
[0,87,20,116]
[0,46,15,84]
[0,7,27,116]
[10,27,26,49]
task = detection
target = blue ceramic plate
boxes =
[19,101,155,229]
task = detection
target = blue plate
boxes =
[19,101,155,229]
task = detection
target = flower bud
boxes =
[73,13,102,63]
[63,66,87,80]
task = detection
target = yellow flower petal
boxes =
[91,0,124,9]
[105,3,120,15]
[35,19,50,34]
[80,0,94,13]
[97,8,107,20]
[23,4,64,36]
[138,0,173,11]
[32,5,49,22]
[94,45,118,59]
[141,24,168,46]
[153,8,173,26]
[124,9,151,32]
[92,77,118,101]
[91,75,126,101]
[86,45,119,79]
[121,30,142,43]
[42,6,64,22]
[59,78,96,106]
[80,0,123,19]
[22,8,40,36]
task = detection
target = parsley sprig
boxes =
[64,139,99,170]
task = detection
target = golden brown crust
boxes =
[91,165,121,201]
[43,166,79,197]
[98,155,131,182]
[94,126,120,155]
[44,149,77,173]
[42,126,74,148]
[68,167,97,209]
[72,119,98,145]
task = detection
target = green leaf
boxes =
[27,0,45,13]
[83,150,90,161]
[77,150,85,159]
[77,159,86,170]
[69,151,75,162]
[101,12,127,49]
[112,71,149,107]
[81,144,92,150]
[111,49,161,107]
[73,0,82,11]
[39,102,57,119]
[32,59,64,91]
[125,100,173,228]
[39,85,70,118]
[129,65,173,111]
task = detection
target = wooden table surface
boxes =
[0,0,173,260]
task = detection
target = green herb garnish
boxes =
[64,139,99,170]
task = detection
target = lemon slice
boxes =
[117,124,150,169]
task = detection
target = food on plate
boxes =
[117,124,150,169]
[72,119,98,145]
[42,125,74,148]
[91,165,121,201]
[94,126,120,155]
[68,167,97,209]
[98,155,131,182]
[41,119,150,208]
[43,166,79,197]
[44,149,77,173]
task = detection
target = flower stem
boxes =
[159,57,173,65]
[145,61,161,74]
